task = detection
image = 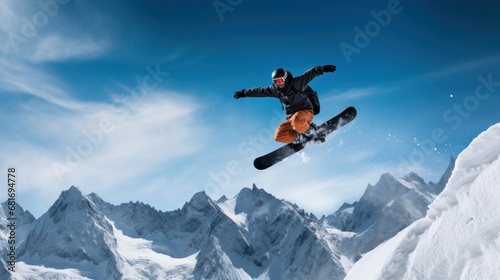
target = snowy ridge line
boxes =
[427,123,500,221]
[217,197,249,231]
[3,184,351,279]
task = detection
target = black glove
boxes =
[322,65,336,73]
[233,90,246,99]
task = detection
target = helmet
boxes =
[272,68,288,87]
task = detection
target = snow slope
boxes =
[110,219,197,280]
[346,123,500,280]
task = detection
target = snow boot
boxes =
[294,122,325,144]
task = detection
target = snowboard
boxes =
[253,106,357,170]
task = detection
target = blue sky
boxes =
[1,0,499,218]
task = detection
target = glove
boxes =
[322,65,337,73]
[233,90,246,99]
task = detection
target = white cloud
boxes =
[0,0,110,62]
[408,52,500,82]
[0,56,79,108]
[32,34,109,62]
[322,86,396,102]
[0,0,19,35]
[2,92,206,186]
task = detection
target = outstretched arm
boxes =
[293,65,336,91]
[233,86,279,99]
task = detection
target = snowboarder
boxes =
[233,65,337,144]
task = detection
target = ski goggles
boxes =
[273,77,286,85]
[272,71,287,86]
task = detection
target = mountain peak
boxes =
[191,191,210,202]
[379,172,397,184]
[216,195,228,203]
[45,186,104,225]
[403,172,426,185]
[362,173,398,198]
[236,184,274,203]
[184,191,218,212]
[404,171,419,178]
[60,185,84,203]
[380,172,394,178]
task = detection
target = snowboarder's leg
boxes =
[274,120,296,143]
[274,110,314,144]
[290,109,314,134]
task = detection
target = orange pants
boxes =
[274,109,314,143]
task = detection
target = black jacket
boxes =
[242,66,325,119]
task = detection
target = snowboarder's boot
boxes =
[294,122,325,144]
[308,123,326,143]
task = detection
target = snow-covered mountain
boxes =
[18,186,122,279]
[346,123,500,280]
[0,165,451,280]
[322,157,455,261]
[6,122,500,279]
[3,185,349,279]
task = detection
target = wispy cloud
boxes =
[408,52,500,82]
[32,34,110,62]
[2,92,206,181]
[322,86,397,102]
[0,0,111,62]
[0,56,83,109]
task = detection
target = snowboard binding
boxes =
[294,122,326,144]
